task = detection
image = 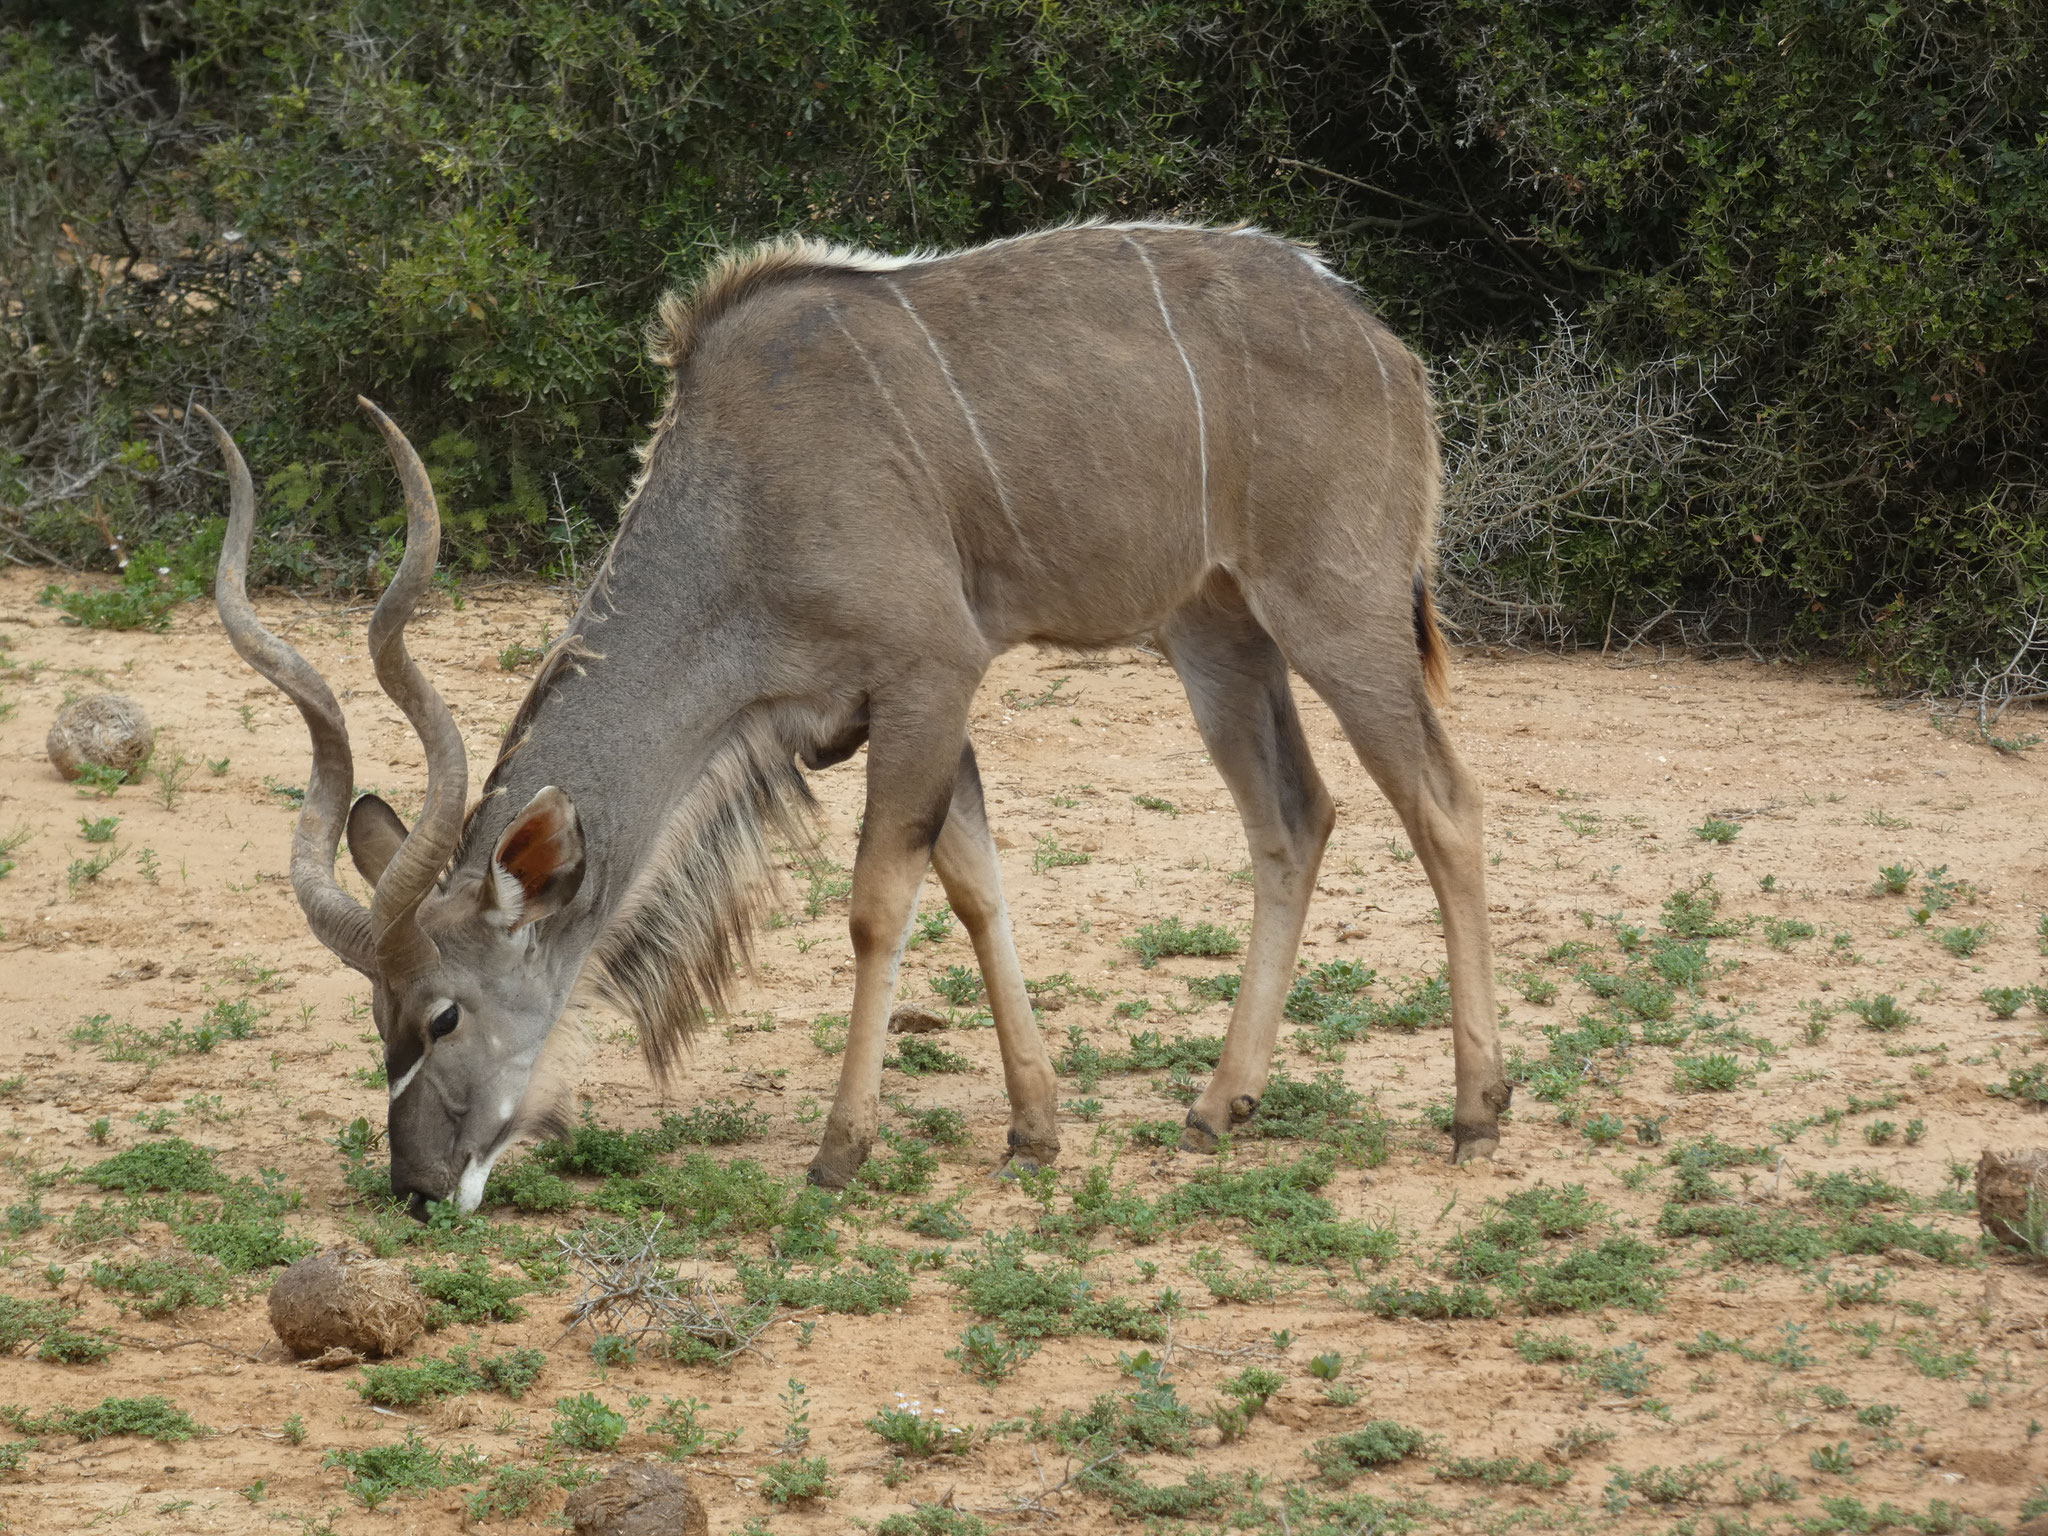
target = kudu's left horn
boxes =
[197,400,468,983]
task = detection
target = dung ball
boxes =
[47,694,154,782]
[564,1463,709,1536]
[1976,1147,2048,1250]
[268,1247,426,1360]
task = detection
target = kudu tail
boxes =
[1412,567,1451,708]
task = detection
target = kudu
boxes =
[200,220,1510,1215]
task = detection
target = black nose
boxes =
[405,1190,432,1223]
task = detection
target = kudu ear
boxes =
[347,795,411,889]
[486,786,584,931]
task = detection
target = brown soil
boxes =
[1,566,2045,1533]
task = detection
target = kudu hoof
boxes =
[1450,1123,1501,1164]
[1178,1113,1222,1155]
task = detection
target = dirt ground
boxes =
[1,563,2045,1535]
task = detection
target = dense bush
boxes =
[2,1,2042,691]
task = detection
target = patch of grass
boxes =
[886,1036,971,1075]
[1763,917,1817,950]
[1359,1282,1497,1320]
[1936,923,1989,957]
[929,965,986,1006]
[83,1138,223,1194]
[1673,1052,1749,1092]
[868,1393,970,1457]
[1846,993,1914,1031]
[1309,1422,1435,1485]
[947,1323,1037,1383]
[484,1155,578,1214]
[1608,1460,1723,1505]
[1982,986,2029,1020]
[89,1255,226,1318]
[1798,1168,1908,1214]
[1513,1329,1583,1364]
[1126,916,1240,968]
[1520,1236,1671,1314]
[1,1396,204,1444]
[1990,1061,2048,1105]
[1435,1454,1571,1488]
[1132,792,1178,817]
[409,1258,532,1329]
[741,1256,912,1315]
[0,1294,116,1364]
[550,1392,626,1451]
[896,1103,969,1147]
[1030,835,1090,874]
[759,1455,833,1505]
[878,1508,991,1536]
[356,1347,546,1408]
[325,1429,487,1510]
[660,1098,769,1146]
[1693,816,1739,844]
[1661,877,1745,939]
[949,1235,1166,1342]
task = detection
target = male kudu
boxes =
[201,221,1510,1214]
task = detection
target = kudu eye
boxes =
[429,1003,460,1041]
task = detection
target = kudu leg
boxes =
[808,688,980,1190]
[930,745,1060,1172]
[1287,655,1509,1161]
[1160,583,1336,1153]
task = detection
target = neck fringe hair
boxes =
[583,714,817,1080]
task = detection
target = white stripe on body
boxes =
[1123,234,1211,557]
[882,278,1027,552]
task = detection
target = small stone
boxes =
[889,1005,949,1035]
[47,694,154,782]
[564,1463,709,1536]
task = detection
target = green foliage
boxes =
[83,1138,222,1194]
[661,1099,770,1146]
[549,1392,627,1452]
[1436,1454,1570,1488]
[949,1235,1165,1343]
[928,966,986,1007]
[89,1255,226,1318]
[759,1455,832,1506]
[356,1347,546,1408]
[1847,994,1915,1032]
[0,1294,116,1364]
[409,1258,533,1329]
[1309,1422,1435,1485]
[325,1429,488,1510]
[1,1395,205,1444]
[1127,917,1241,968]
[885,1037,970,1076]
[878,1508,990,1536]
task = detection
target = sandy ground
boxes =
[0,564,2045,1534]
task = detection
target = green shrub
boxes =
[1126,917,1241,968]
[1,1396,205,1444]
[325,1429,487,1510]
[83,1138,222,1194]
[1308,1422,1435,1484]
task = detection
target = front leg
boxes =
[808,681,979,1189]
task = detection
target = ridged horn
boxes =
[357,398,469,981]
[195,404,377,974]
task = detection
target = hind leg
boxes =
[1160,574,1336,1152]
[930,743,1060,1173]
[1260,603,1509,1160]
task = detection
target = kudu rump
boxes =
[201,221,1510,1215]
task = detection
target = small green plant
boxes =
[0,1395,205,1444]
[151,749,195,811]
[1810,1441,1855,1474]
[77,813,119,843]
[1846,993,1913,1031]
[1983,986,2029,1019]
[885,1037,970,1075]
[1692,816,1739,844]
[1673,1052,1747,1093]
[66,843,124,892]
[1030,835,1090,874]
[1308,1421,1434,1484]
[867,1392,969,1457]
[809,1012,848,1054]
[1763,916,1816,950]
[1126,917,1241,968]
[1581,1113,1625,1148]
[759,1455,832,1505]
[1132,792,1178,816]
[946,1323,1036,1383]
[1307,1351,1343,1380]
[550,1392,627,1452]
[1876,862,1916,895]
[1937,923,1989,957]
[324,1429,487,1510]
[928,965,986,1006]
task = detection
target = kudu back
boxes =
[204,220,1509,1214]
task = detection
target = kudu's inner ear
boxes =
[347,795,411,889]
[487,786,584,930]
